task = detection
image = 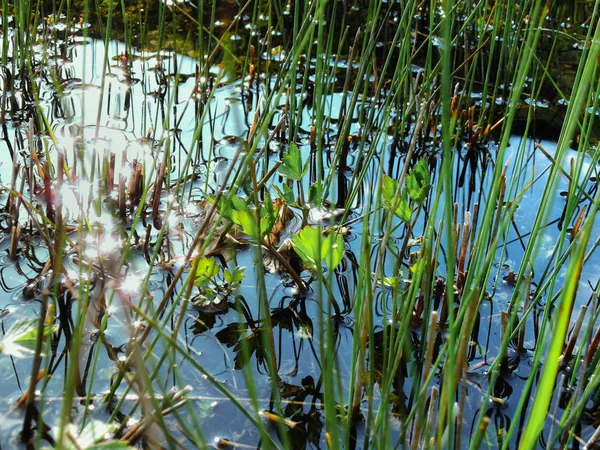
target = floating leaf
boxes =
[0,318,54,358]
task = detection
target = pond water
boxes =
[0,4,600,450]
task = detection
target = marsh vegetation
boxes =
[0,0,600,448]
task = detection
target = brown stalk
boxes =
[118,175,126,218]
[586,324,600,366]
[561,305,588,365]
[8,224,21,260]
[458,211,471,274]
[151,163,165,218]
[423,386,439,449]
[108,152,115,192]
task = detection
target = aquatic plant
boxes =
[0,0,599,448]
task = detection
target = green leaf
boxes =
[308,182,323,206]
[405,159,431,205]
[224,266,246,290]
[215,195,232,221]
[322,232,345,271]
[231,196,250,214]
[259,191,277,236]
[271,184,295,204]
[195,257,219,285]
[292,227,345,271]
[291,227,322,270]
[0,318,53,358]
[278,143,306,180]
[231,209,259,239]
[382,175,412,222]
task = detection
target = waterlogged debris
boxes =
[260,410,298,429]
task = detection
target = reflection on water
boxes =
[0,9,599,450]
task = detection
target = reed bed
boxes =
[0,0,599,448]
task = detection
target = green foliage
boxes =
[0,318,55,358]
[271,183,296,204]
[381,175,412,222]
[308,182,323,205]
[193,256,246,305]
[278,143,309,181]
[223,193,278,241]
[195,257,220,285]
[405,159,431,206]
[291,226,345,271]
[224,266,246,291]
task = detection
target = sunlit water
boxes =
[0,20,598,450]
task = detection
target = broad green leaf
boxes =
[231,196,250,214]
[382,276,399,289]
[215,195,233,221]
[322,232,345,271]
[405,159,431,205]
[292,227,345,271]
[232,209,258,238]
[308,182,323,206]
[271,184,295,204]
[0,318,54,358]
[291,227,322,270]
[278,143,306,180]
[410,257,427,276]
[382,175,412,222]
[260,191,277,236]
[224,266,246,290]
[195,257,219,284]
